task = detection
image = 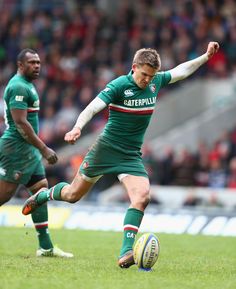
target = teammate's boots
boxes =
[36,246,74,258]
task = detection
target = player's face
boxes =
[19,52,41,80]
[132,64,157,89]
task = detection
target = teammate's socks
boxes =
[31,203,53,249]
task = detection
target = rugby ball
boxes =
[133,233,160,269]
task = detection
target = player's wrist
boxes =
[203,53,210,61]
[73,125,82,131]
[39,144,47,152]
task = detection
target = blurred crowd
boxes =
[0,0,236,144]
[0,0,236,199]
[144,127,236,189]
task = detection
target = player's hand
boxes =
[41,146,58,164]
[64,126,81,144]
[206,41,219,59]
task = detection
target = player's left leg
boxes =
[28,178,73,258]
[118,174,150,268]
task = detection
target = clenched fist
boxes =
[64,126,81,144]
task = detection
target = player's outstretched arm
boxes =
[169,41,219,84]
[64,97,107,144]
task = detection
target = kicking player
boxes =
[22,42,219,267]
[0,48,73,258]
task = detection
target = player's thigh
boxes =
[121,175,150,203]
[27,178,48,194]
[0,179,18,204]
[26,161,48,194]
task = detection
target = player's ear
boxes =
[132,63,138,72]
[17,61,24,70]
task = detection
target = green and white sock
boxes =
[37,182,68,205]
[31,203,53,250]
[119,208,144,257]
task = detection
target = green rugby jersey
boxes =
[98,71,171,151]
[2,74,40,140]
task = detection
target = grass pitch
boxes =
[0,227,235,289]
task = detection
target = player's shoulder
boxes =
[110,74,128,84]
[155,71,167,78]
[7,75,31,93]
[154,71,171,86]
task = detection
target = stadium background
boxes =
[0,0,236,236]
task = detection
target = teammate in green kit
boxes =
[0,48,73,258]
[22,42,219,267]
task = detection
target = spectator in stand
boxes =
[194,154,210,187]
[172,148,197,186]
[227,157,236,189]
[156,146,175,185]
[208,158,227,188]
[183,191,203,207]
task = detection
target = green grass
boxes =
[0,227,236,289]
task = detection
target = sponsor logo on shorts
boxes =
[0,167,6,176]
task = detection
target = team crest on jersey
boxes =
[149,84,156,93]
[124,89,134,97]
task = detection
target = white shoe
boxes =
[36,246,74,258]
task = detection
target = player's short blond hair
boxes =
[133,48,161,70]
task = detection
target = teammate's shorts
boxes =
[0,138,45,185]
[79,137,148,180]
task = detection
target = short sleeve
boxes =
[97,82,118,105]
[159,71,171,88]
[8,84,29,110]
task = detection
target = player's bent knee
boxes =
[140,194,150,208]
[131,190,150,211]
